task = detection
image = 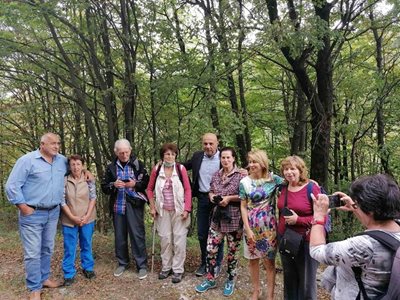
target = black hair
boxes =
[220,147,237,167]
[349,174,400,221]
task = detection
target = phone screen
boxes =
[328,195,343,208]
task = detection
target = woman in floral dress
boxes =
[240,150,283,300]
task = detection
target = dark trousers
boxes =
[280,240,319,300]
[197,193,224,267]
[113,202,147,270]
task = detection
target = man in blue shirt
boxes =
[6,133,67,300]
[184,133,224,277]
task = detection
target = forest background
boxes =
[0,0,399,237]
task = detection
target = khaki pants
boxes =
[156,210,190,273]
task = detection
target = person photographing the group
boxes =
[310,174,400,299]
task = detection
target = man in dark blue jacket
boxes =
[184,133,224,276]
[101,139,149,279]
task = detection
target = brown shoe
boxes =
[29,291,41,300]
[42,279,61,288]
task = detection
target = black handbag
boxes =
[278,187,304,259]
[279,227,304,258]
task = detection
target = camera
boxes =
[212,195,231,223]
[328,194,343,208]
[213,195,223,204]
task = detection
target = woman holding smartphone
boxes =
[277,156,321,300]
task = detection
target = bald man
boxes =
[184,133,224,277]
[6,133,67,300]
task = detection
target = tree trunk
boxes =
[237,0,251,156]
[215,0,247,165]
[290,82,307,155]
[204,0,221,135]
[370,10,390,174]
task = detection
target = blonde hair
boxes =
[280,155,309,185]
[247,150,269,178]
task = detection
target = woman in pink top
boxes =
[277,155,321,300]
[146,143,192,284]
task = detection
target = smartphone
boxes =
[282,207,293,216]
[328,194,343,208]
[122,179,131,183]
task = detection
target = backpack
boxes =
[352,230,400,300]
[155,162,185,185]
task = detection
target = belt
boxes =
[198,191,209,195]
[27,204,59,211]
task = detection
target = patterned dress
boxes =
[239,174,283,259]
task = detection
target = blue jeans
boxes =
[62,222,95,279]
[19,206,60,291]
[197,193,224,267]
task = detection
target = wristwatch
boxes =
[311,216,326,226]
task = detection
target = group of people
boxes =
[5,132,400,300]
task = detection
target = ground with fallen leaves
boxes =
[0,209,330,300]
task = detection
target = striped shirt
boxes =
[162,178,175,211]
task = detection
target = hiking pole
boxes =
[151,221,156,273]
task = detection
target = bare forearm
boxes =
[240,202,251,231]
[61,205,76,220]
[86,200,96,217]
[225,195,240,202]
[310,221,326,247]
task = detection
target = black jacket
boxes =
[184,150,221,197]
[101,155,149,214]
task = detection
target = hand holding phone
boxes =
[328,194,344,208]
[282,207,293,216]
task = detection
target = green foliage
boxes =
[1,0,400,233]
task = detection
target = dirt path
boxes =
[0,231,329,300]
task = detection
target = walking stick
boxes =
[151,221,156,273]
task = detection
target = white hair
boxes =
[114,139,132,153]
[40,132,59,143]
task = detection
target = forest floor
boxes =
[0,209,330,300]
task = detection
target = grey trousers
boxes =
[280,240,319,300]
[113,202,148,270]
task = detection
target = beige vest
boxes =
[61,174,96,227]
[154,164,185,217]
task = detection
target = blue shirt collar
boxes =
[203,150,220,159]
[34,149,60,162]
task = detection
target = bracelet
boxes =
[311,216,326,226]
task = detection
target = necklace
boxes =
[251,178,265,187]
